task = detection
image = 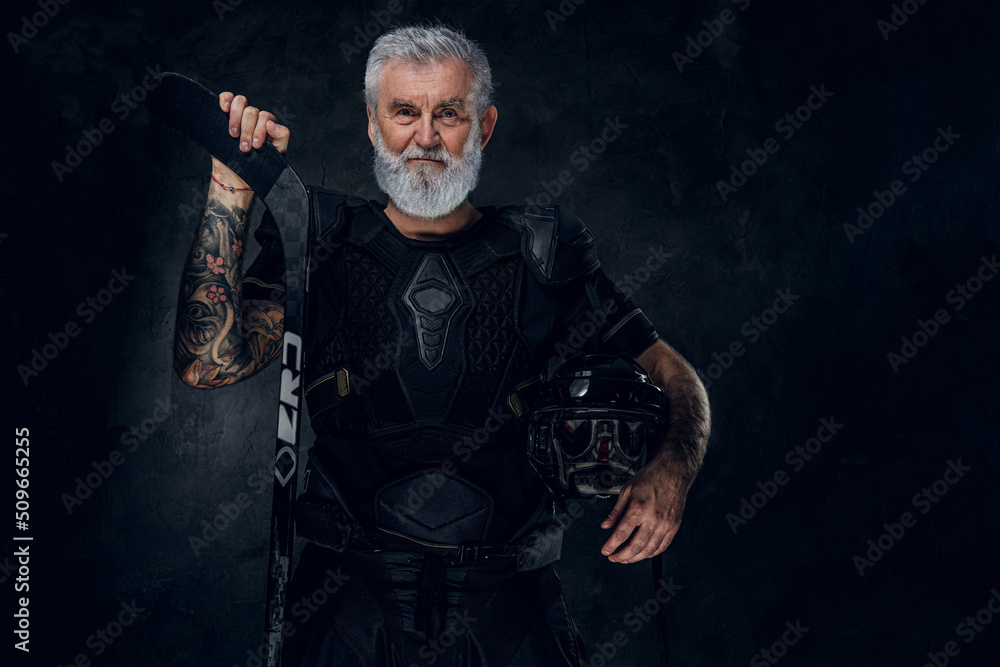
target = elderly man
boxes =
[173,24,708,667]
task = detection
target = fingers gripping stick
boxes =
[146,72,312,667]
[146,72,288,196]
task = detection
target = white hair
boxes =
[364,24,494,119]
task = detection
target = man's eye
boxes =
[441,109,457,118]
[398,109,414,117]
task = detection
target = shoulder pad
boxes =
[499,205,600,285]
[308,185,368,242]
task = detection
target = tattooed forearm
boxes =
[174,189,284,388]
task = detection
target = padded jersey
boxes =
[243,189,660,542]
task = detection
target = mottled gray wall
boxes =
[4,0,999,665]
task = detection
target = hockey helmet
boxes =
[527,353,670,499]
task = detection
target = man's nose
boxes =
[412,113,440,149]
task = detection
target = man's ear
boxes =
[366,105,375,147]
[479,105,498,149]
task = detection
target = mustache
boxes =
[398,145,452,165]
[371,121,482,220]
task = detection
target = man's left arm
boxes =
[599,338,711,563]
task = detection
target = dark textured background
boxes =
[3,0,999,665]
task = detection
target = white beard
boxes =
[372,120,483,220]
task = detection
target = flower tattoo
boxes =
[208,285,227,304]
[206,254,225,274]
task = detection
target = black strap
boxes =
[414,553,449,637]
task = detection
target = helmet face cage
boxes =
[526,354,670,499]
[544,409,656,496]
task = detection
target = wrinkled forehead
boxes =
[378,57,475,110]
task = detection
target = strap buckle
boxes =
[456,542,482,563]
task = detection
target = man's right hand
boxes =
[173,90,290,389]
[211,92,291,188]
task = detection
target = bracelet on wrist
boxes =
[210,172,253,193]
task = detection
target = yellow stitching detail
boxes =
[602,308,642,341]
[305,371,342,396]
[242,278,286,293]
[374,527,460,549]
[507,392,524,418]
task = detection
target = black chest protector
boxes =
[237,185,671,556]
[285,188,606,548]
[301,189,599,453]
[244,189,658,665]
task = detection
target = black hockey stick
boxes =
[146,72,311,667]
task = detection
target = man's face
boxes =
[368,58,496,220]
